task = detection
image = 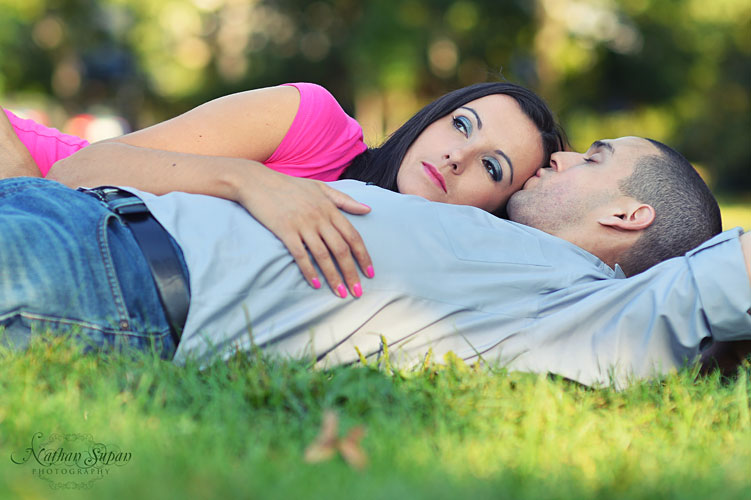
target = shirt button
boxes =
[120,320,130,330]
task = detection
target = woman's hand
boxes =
[235,168,374,298]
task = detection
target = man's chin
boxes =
[521,175,541,190]
[506,193,525,223]
[506,190,542,225]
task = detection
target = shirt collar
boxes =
[613,264,627,279]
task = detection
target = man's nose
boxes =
[549,151,585,172]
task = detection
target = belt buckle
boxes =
[95,186,121,195]
[80,186,122,203]
[114,201,149,217]
[90,187,148,217]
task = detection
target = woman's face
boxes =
[396,94,545,213]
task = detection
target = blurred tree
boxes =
[534,0,750,193]
[0,0,748,193]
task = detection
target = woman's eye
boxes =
[583,157,596,163]
[453,115,472,137]
[483,157,503,182]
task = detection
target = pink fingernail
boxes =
[366,265,375,279]
[337,284,348,298]
[353,283,363,298]
[361,203,371,209]
[311,277,321,289]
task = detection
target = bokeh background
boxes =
[1,0,749,205]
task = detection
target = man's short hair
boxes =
[617,139,722,276]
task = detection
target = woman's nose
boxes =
[444,149,468,174]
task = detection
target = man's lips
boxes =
[422,162,447,193]
[522,168,544,189]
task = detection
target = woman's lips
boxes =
[422,162,447,193]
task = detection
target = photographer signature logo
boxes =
[10,432,132,490]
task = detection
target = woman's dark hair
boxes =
[341,82,566,192]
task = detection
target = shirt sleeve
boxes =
[264,83,367,181]
[506,228,751,388]
[4,109,90,176]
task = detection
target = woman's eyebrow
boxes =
[495,149,514,184]
[459,106,482,129]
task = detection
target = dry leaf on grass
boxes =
[304,410,368,470]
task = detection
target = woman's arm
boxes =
[48,85,374,298]
[49,85,299,190]
[0,107,40,179]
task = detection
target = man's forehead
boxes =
[584,136,658,179]
[592,136,656,155]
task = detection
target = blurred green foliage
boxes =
[0,0,748,193]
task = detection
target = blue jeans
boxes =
[0,177,178,358]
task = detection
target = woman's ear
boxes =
[598,203,655,231]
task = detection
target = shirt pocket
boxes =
[438,208,550,267]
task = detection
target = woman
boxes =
[5,82,564,297]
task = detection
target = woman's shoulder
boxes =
[265,83,365,179]
[276,82,360,137]
[281,82,346,115]
[281,82,332,96]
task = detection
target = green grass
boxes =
[721,201,750,231]
[1,337,750,499]
[2,201,749,498]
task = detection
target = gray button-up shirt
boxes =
[125,180,751,388]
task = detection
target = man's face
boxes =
[506,136,657,236]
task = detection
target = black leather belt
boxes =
[82,187,190,345]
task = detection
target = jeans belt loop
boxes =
[82,187,190,346]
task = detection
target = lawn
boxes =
[1,202,749,499]
[1,337,749,500]
[721,201,751,231]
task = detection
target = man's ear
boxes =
[598,203,655,231]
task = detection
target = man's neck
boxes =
[549,226,632,274]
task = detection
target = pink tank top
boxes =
[265,83,366,180]
[4,109,90,176]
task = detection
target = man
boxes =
[1,136,750,388]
